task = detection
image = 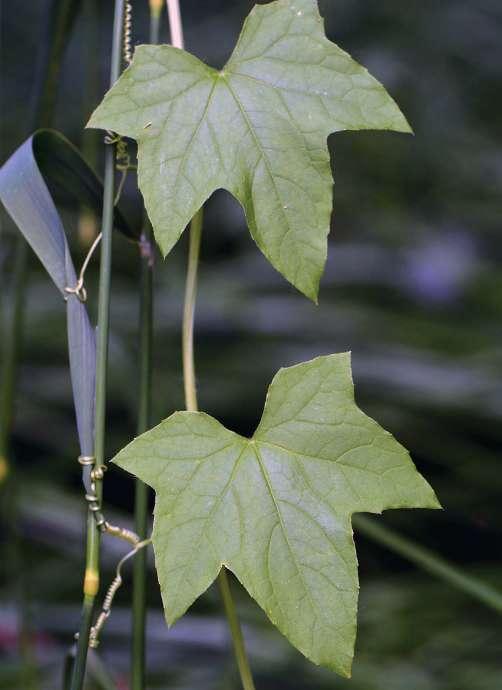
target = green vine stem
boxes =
[69,2,126,689]
[130,182,153,685]
[182,209,203,414]
[218,570,258,690]
[129,5,162,688]
[354,515,502,613]
[182,209,256,690]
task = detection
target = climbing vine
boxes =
[88,0,438,681]
[16,1,502,689]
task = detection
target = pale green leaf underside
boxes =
[87,0,411,301]
[113,353,439,675]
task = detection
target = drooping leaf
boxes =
[113,353,439,675]
[0,133,96,461]
[0,127,142,480]
[87,0,411,301]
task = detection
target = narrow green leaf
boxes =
[87,0,410,301]
[113,353,439,676]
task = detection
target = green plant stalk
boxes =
[130,5,162,687]
[182,211,203,414]
[218,570,258,690]
[78,0,101,247]
[70,2,126,689]
[182,210,256,690]
[131,479,149,690]
[64,647,118,690]
[131,228,153,690]
[354,515,502,613]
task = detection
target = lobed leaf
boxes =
[113,353,439,675]
[88,0,411,301]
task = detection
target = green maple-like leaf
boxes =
[113,353,439,675]
[87,0,411,301]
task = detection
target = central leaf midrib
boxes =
[253,439,356,581]
[250,441,321,627]
[221,74,296,252]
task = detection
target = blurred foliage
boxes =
[1,0,501,688]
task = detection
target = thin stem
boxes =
[78,0,101,246]
[218,571,257,690]
[354,515,502,614]
[131,477,149,690]
[182,210,203,414]
[181,210,256,690]
[130,9,160,688]
[70,2,126,689]
[166,0,184,49]
[130,253,152,687]
[69,597,94,688]
[150,0,163,43]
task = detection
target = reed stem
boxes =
[69,2,126,689]
[130,9,161,689]
[130,229,153,687]
[354,515,502,614]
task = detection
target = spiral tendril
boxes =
[123,1,133,65]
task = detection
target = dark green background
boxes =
[1,1,501,688]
